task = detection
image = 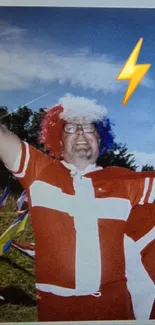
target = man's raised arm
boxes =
[0,124,22,172]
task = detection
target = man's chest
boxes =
[29,172,132,222]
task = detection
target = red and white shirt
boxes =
[11,141,155,321]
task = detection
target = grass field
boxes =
[0,196,37,322]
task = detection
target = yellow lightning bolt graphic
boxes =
[116,38,151,105]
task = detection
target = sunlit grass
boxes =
[0,197,37,322]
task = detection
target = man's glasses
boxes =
[63,123,95,134]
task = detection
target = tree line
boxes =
[0,106,154,194]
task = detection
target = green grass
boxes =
[0,197,37,322]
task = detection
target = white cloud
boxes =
[132,151,155,170]
[0,21,25,41]
[58,93,107,121]
[0,22,154,92]
[141,75,155,89]
[0,46,122,92]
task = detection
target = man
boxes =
[0,101,154,321]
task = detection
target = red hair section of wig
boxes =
[39,105,65,157]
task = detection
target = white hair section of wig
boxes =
[58,93,107,122]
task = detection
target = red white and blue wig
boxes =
[39,96,115,158]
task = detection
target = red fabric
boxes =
[12,142,155,321]
[141,239,155,283]
[39,105,64,157]
[37,281,135,321]
[150,300,155,319]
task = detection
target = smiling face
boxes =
[61,118,100,167]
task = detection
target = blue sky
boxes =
[0,6,155,168]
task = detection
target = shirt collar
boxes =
[61,160,102,176]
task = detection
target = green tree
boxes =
[9,106,32,141]
[97,142,137,171]
[0,106,33,193]
[27,108,47,150]
[141,164,155,171]
[0,106,32,141]
[0,106,8,117]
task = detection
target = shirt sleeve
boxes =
[125,203,155,241]
[125,171,155,207]
[124,170,155,243]
[105,167,155,206]
[140,239,155,283]
[8,140,53,191]
[125,201,155,284]
[138,172,155,205]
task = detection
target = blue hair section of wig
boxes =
[94,118,115,156]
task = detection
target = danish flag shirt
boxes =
[12,141,155,321]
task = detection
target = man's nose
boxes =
[76,125,84,134]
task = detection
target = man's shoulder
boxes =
[95,165,155,180]
[96,165,134,176]
[27,142,61,170]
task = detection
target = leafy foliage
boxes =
[141,164,155,171]
[97,142,138,171]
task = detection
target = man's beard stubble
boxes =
[72,147,92,160]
